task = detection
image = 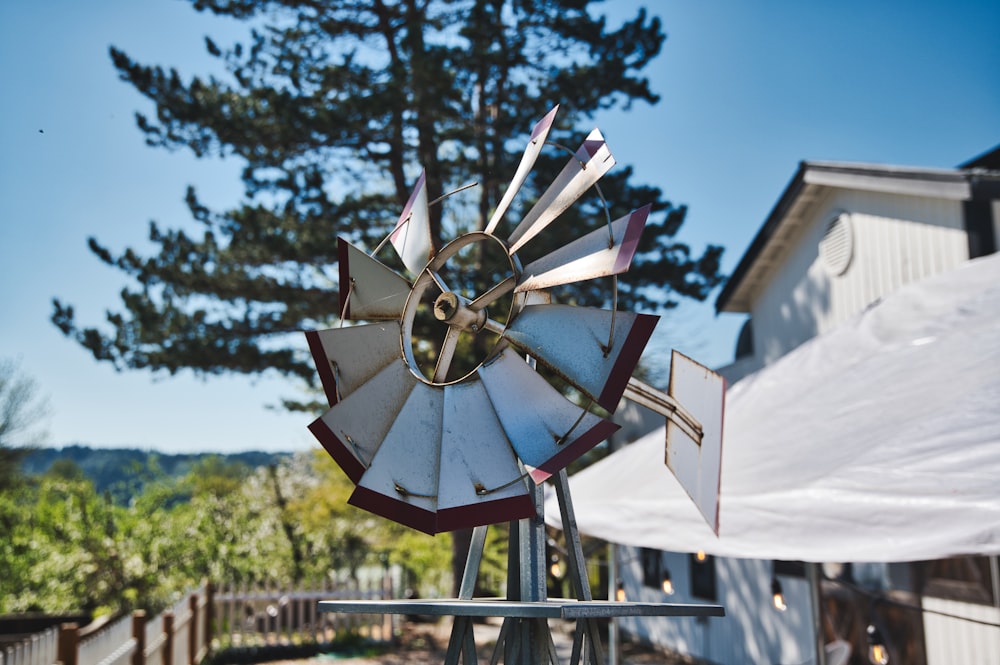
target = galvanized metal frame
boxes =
[318,473,725,664]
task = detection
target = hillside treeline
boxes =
[1,450,503,616]
[20,446,289,504]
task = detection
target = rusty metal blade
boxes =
[349,381,443,534]
[502,304,659,412]
[666,350,725,535]
[506,128,616,254]
[338,238,411,320]
[389,169,433,275]
[308,360,418,484]
[516,205,650,292]
[478,348,618,483]
[305,321,403,406]
[436,380,535,531]
[484,106,559,235]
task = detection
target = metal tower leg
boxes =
[446,472,612,665]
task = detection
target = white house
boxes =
[612,144,1000,665]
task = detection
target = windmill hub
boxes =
[433,291,487,332]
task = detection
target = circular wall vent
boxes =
[819,212,854,276]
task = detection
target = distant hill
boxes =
[21,445,291,503]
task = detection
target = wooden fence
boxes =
[1,577,393,665]
[213,575,395,649]
[48,581,212,665]
[0,626,57,665]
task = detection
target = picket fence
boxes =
[213,575,396,648]
[1,577,394,665]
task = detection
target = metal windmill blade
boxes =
[484,105,559,235]
[305,106,664,534]
[436,380,536,531]
[478,349,620,483]
[305,321,402,407]
[308,359,418,483]
[388,169,433,276]
[337,238,411,321]
[506,127,616,254]
[515,204,651,293]
[502,304,659,412]
[348,381,443,534]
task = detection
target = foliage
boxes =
[2,450,454,614]
[0,357,50,487]
[20,445,288,504]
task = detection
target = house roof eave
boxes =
[714,161,982,314]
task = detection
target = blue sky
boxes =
[1,1,997,453]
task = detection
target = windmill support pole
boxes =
[459,526,489,600]
[608,545,619,665]
[807,563,827,665]
[519,478,548,603]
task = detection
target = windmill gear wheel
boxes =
[306,106,659,534]
[401,231,522,386]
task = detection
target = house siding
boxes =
[921,597,1000,665]
[993,199,1000,254]
[748,189,968,366]
[617,548,816,664]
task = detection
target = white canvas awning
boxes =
[547,252,1000,562]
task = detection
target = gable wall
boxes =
[749,189,968,366]
[617,548,816,664]
[994,199,1000,251]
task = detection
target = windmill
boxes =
[309,106,725,664]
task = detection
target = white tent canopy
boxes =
[547,252,1000,562]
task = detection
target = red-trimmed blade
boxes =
[308,360,417,484]
[305,321,403,407]
[516,205,650,292]
[338,238,411,320]
[479,348,618,483]
[484,105,559,235]
[348,381,443,535]
[502,304,659,412]
[506,128,616,254]
[436,380,535,531]
[389,169,433,276]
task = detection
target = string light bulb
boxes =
[615,579,626,602]
[695,550,707,562]
[661,568,674,595]
[867,624,889,665]
[771,577,787,611]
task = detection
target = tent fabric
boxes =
[546,252,1000,562]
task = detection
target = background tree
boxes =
[51,0,724,591]
[3,450,452,613]
[52,0,723,396]
[0,357,50,487]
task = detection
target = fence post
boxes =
[188,595,198,665]
[203,581,214,658]
[162,613,174,665]
[57,623,79,665]
[132,611,147,665]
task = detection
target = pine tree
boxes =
[52,0,722,398]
